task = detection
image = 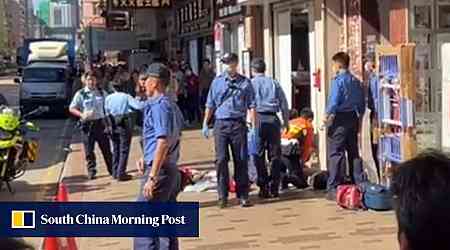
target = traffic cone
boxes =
[56,183,69,202]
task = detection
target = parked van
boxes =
[17,62,72,113]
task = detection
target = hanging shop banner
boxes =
[214,22,224,52]
[109,0,171,9]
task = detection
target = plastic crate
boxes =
[380,135,402,163]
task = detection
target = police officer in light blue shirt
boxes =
[105,86,144,181]
[202,53,256,208]
[69,71,113,180]
[134,63,183,250]
[250,58,290,198]
[323,52,366,200]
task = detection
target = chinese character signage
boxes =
[177,0,212,34]
[109,0,171,9]
[215,0,242,18]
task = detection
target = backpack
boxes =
[336,185,364,210]
[361,183,393,211]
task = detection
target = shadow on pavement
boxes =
[198,189,326,209]
[0,180,57,201]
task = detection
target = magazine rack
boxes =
[376,44,417,187]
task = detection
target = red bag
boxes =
[336,185,364,210]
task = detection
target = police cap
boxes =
[251,57,266,72]
[220,53,239,64]
[145,63,170,82]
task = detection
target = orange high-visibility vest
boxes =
[281,117,315,162]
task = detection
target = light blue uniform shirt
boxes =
[326,70,366,116]
[104,92,144,116]
[251,73,290,124]
[206,72,255,120]
[69,87,108,120]
[142,95,184,168]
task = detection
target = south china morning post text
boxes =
[0,202,199,237]
[40,214,186,227]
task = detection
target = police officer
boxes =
[323,52,366,200]
[202,53,256,208]
[250,58,290,198]
[105,85,144,181]
[69,71,113,180]
[134,63,184,250]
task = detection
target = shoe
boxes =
[326,191,337,202]
[88,172,96,180]
[218,199,228,209]
[240,198,252,208]
[117,174,133,182]
[258,186,271,199]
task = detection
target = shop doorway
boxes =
[274,3,314,112]
[291,9,311,112]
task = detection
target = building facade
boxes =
[6,0,27,52]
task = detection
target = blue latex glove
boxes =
[202,123,210,139]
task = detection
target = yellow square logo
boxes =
[11,210,35,229]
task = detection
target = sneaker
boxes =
[240,198,252,208]
[326,191,337,202]
[117,174,133,182]
[88,172,96,180]
[258,186,271,199]
[218,199,228,209]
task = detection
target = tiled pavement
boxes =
[63,129,398,250]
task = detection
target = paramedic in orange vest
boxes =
[280,108,315,189]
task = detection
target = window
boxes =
[23,68,66,83]
[53,7,63,26]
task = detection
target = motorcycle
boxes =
[0,105,47,193]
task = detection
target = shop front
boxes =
[176,0,214,74]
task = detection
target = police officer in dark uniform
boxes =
[134,63,184,250]
[202,53,256,208]
[323,52,366,200]
[69,71,113,180]
[250,58,290,198]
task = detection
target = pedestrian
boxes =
[184,65,201,124]
[134,63,184,250]
[69,71,113,180]
[202,53,256,208]
[365,59,380,177]
[392,151,450,250]
[174,64,188,121]
[105,85,144,181]
[199,59,215,110]
[323,52,366,201]
[250,58,290,198]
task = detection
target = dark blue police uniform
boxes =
[326,70,366,192]
[251,73,289,197]
[205,72,255,202]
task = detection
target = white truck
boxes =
[15,40,74,114]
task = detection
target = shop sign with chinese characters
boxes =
[109,0,171,9]
[216,0,242,19]
[177,0,212,34]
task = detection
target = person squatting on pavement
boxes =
[134,63,184,250]
[250,58,290,198]
[323,52,366,201]
[69,71,113,180]
[104,84,144,181]
[202,53,256,208]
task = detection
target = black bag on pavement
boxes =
[309,171,329,190]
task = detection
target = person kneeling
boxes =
[280,108,315,190]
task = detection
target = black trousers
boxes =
[134,165,181,250]
[81,119,113,176]
[280,154,306,188]
[254,113,282,193]
[111,120,132,178]
[326,112,365,191]
[214,119,249,200]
